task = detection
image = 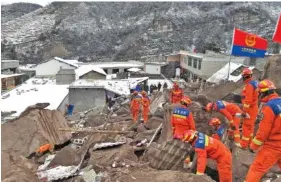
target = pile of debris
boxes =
[2,55,281,182]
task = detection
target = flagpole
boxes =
[227,55,232,81]
[227,27,235,82]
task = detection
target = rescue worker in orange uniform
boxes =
[208,118,226,141]
[245,80,281,182]
[240,68,259,149]
[170,82,183,104]
[181,130,232,182]
[36,143,54,156]
[141,91,150,124]
[171,96,196,139]
[205,100,242,146]
[130,91,142,123]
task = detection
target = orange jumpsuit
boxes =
[241,79,259,148]
[193,132,232,182]
[212,124,226,141]
[36,144,53,154]
[171,106,196,139]
[131,94,142,122]
[170,88,183,104]
[213,100,242,144]
[142,95,150,123]
[245,94,281,182]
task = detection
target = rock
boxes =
[89,144,138,167]
[146,116,163,130]
[263,55,281,90]
[108,166,215,182]
[153,107,165,118]
[1,109,72,158]
[48,146,82,167]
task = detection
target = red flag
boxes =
[232,28,268,58]
[273,13,281,44]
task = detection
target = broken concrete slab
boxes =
[2,151,39,181]
[1,109,72,158]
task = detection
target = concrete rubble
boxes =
[2,55,281,182]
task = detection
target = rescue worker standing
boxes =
[171,96,196,139]
[205,100,242,146]
[245,80,281,182]
[240,68,259,149]
[141,91,150,124]
[130,91,142,123]
[208,118,226,141]
[170,82,183,104]
[181,130,232,182]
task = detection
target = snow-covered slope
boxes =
[1,2,281,63]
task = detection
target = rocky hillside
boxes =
[1,2,281,63]
[1,3,42,24]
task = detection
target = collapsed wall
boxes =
[1,107,72,179]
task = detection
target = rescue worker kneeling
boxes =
[205,100,242,146]
[245,79,281,182]
[209,118,226,141]
[181,130,232,182]
[171,96,196,139]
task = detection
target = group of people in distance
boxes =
[169,68,281,182]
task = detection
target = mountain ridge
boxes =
[1,2,281,63]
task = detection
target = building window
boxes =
[104,69,108,74]
[112,69,119,74]
[198,59,202,70]
[193,59,198,69]
[188,57,192,66]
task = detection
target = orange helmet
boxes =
[181,96,192,106]
[209,118,221,127]
[242,68,253,76]
[182,130,197,143]
[141,90,147,96]
[205,102,215,112]
[258,79,276,93]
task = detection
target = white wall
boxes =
[145,64,161,74]
[34,59,75,76]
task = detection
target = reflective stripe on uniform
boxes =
[243,104,250,108]
[242,136,250,141]
[196,171,204,175]
[252,138,263,146]
[229,120,234,124]
[173,114,186,119]
[234,134,240,138]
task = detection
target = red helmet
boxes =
[182,130,197,143]
[205,102,214,112]
[181,96,192,106]
[258,79,276,93]
[209,118,221,127]
[141,90,147,96]
[242,68,253,76]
